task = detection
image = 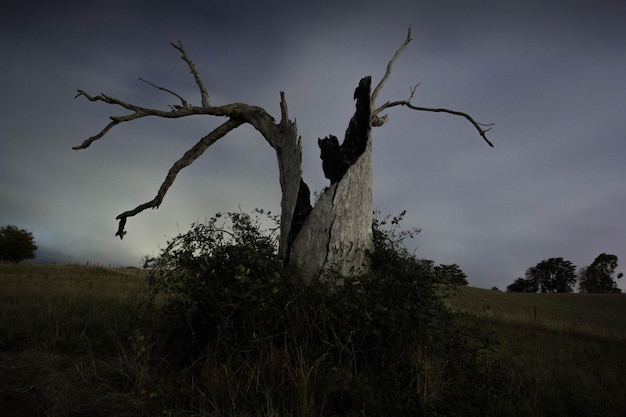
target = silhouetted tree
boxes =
[0,225,37,263]
[506,277,536,293]
[524,258,577,293]
[578,253,623,293]
[434,263,468,286]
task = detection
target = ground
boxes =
[0,349,148,417]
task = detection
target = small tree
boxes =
[578,253,623,293]
[0,225,38,263]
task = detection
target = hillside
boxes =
[448,286,626,341]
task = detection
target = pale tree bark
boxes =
[72,29,493,283]
[290,137,373,283]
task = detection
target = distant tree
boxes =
[525,258,577,293]
[0,225,38,263]
[578,253,623,293]
[434,263,468,286]
[506,277,536,293]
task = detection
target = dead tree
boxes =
[72,28,493,283]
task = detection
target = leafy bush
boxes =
[142,210,501,416]
[143,211,297,361]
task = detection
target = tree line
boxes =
[507,254,623,293]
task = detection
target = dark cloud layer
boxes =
[2,1,625,290]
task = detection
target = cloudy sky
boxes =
[2,1,625,290]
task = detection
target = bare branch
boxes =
[139,77,189,109]
[72,89,172,149]
[408,82,421,100]
[114,117,245,239]
[377,100,494,147]
[171,40,210,107]
[71,89,253,150]
[371,26,412,107]
[72,119,121,150]
[73,45,303,250]
[369,26,493,147]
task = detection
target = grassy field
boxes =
[0,264,151,416]
[448,286,626,416]
[1,264,625,416]
[448,286,626,341]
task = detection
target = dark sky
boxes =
[2,1,625,290]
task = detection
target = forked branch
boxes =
[74,41,299,241]
[371,26,494,147]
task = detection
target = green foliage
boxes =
[0,225,38,263]
[142,210,501,416]
[579,253,623,293]
[142,211,293,360]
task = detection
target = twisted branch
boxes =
[115,117,245,238]
[73,41,301,242]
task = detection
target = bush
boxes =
[142,210,501,416]
[143,211,295,361]
[0,225,37,263]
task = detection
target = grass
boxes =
[0,264,152,416]
[448,286,626,341]
[0,264,146,348]
[448,286,626,416]
[1,264,626,416]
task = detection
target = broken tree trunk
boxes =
[290,75,374,283]
[290,137,373,283]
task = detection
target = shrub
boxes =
[143,210,296,361]
[142,210,500,416]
